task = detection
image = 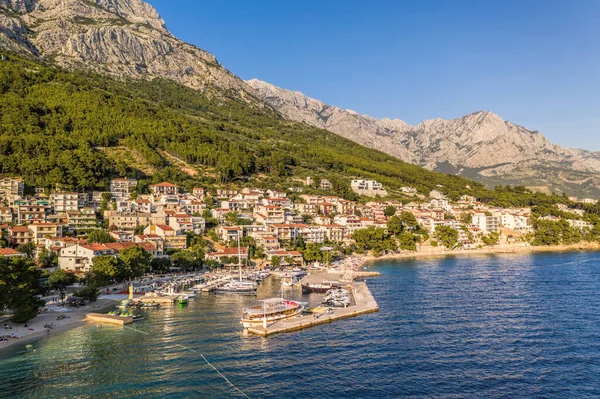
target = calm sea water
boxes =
[2,251,600,398]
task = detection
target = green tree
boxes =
[481,232,500,246]
[434,226,459,249]
[16,242,36,259]
[89,255,120,286]
[387,215,403,236]
[384,205,397,218]
[150,257,172,272]
[0,257,44,323]
[73,286,100,302]
[271,256,282,268]
[48,269,77,291]
[398,232,418,251]
[119,246,152,279]
[87,229,116,244]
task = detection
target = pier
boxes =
[247,281,379,337]
[86,313,133,326]
[200,277,232,292]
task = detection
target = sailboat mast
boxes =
[238,229,242,282]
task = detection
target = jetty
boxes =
[86,313,133,326]
[200,277,231,292]
[247,281,379,337]
[140,295,177,304]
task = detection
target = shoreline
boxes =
[0,299,118,353]
[358,242,600,267]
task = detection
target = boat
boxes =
[301,280,340,294]
[215,230,257,295]
[132,315,145,322]
[177,295,189,304]
[241,298,304,328]
[216,280,257,295]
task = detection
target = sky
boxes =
[147,0,600,150]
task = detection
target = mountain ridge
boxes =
[247,78,600,197]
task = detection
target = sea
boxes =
[2,251,600,398]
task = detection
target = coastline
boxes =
[0,299,118,353]
[358,242,600,267]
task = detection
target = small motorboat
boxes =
[177,295,189,305]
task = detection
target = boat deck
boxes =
[247,281,379,337]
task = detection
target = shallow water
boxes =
[2,251,600,398]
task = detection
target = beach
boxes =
[356,241,600,268]
[0,298,118,352]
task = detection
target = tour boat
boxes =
[301,280,340,294]
[241,298,304,328]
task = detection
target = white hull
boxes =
[241,305,304,328]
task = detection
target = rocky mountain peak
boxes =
[0,0,252,94]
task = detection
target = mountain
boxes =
[247,79,600,197]
[0,0,252,95]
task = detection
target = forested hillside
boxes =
[0,53,569,207]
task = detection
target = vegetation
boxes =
[86,229,116,244]
[0,257,44,323]
[434,226,459,249]
[0,53,575,207]
[73,285,100,302]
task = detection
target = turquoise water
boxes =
[2,252,600,398]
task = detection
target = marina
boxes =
[247,280,379,336]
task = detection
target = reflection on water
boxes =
[3,252,600,398]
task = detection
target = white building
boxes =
[351,180,388,197]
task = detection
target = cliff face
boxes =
[247,79,600,196]
[0,0,251,93]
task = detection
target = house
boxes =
[133,199,152,214]
[192,187,205,200]
[254,205,285,224]
[29,223,63,245]
[320,179,332,190]
[351,180,388,197]
[296,203,318,216]
[266,249,304,266]
[0,248,24,257]
[254,235,280,251]
[0,207,13,224]
[53,192,87,212]
[8,226,33,246]
[206,247,249,263]
[216,226,244,242]
[150,182,179,196]
[143,224,186,249]
[0,178,24,199]
[66,208,97,231]
[58,243,115,274]
[110,178,137,201]
[266,189,287,198]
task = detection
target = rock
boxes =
[247,79,600,195]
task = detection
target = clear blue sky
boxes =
[147,0,600,150]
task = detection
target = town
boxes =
[0,175,596,280]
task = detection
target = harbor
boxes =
[247,279,379,337]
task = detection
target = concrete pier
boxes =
[86,313,133,326]
[247,281,379,337]
[140,296,177,304]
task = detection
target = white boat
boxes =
[241,298,304,328]
[216,231,257,295]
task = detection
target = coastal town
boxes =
[1,174,599,345]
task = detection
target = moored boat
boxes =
[241,298,304,328]
[177,295,189,304]
[301,280,340,294]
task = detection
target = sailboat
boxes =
[216,231,257,295]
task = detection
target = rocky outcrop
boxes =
[248,79,600,196]
[0,0,251,94]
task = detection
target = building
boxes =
[58,243,114,274]
[320,179,332,191]
[0,178,24,199]
[351,180,388,197]
[29,223,63,245]
[150,182,179,196]
[143,224,186,249]
[110,178,138,201]
[472,213,500,233]
[206,247,249,263]
[53,192,87,212]
[8,226,33,246]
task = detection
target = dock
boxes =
[247,281,379,337]
[200,277,231,292]
[140,295,177,304]
[86,313,133,326]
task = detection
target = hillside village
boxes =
[0,175,597,278]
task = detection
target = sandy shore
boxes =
[358,242,600,267]
[0,298,118,352]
